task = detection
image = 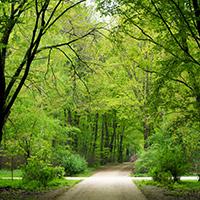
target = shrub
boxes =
[63,153,87,176]
[135,132,189,183]
[22,157,64,187]
[52,147,88,176]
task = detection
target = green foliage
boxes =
[62,154,87,176]
[1,0,199,180]
[52,147,87,176]
[135,131,189,183]
[22,157,64,187]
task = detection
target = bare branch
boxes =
[43,0,86,35]
[67,44,94,73]
[136,65,194,91]
[55,47,91,96]
[37,28,96,53]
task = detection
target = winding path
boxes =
[57,163,147,200]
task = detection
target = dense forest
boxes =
[0,0,200,188]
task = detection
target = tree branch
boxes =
[55,47,91,96]
[136,65,194,91]
[151,0,200,66]
[37,28,96,53]
[169,0,200,48]
[192,0,200,37]
[43,0,86,35]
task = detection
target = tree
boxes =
[96,0,200,119]
[0,0,98,144]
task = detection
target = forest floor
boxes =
[0,180,80,200]
[137,183,200,200]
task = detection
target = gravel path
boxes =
[56,163,147,200]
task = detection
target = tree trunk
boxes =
[100,114,105,164]
[104,114,109,163]
[143,57,151,149]
[125,147,130,161]
[118,125,125,163]
[144,117,150,149]
[67,109,73,125]
[104,114,109,148]
[11,156,14,181]
[0,28,11,144]
[110,111,117,162]
[91,113,99,162]
[192,0,200,37]
[73,112,80,151]
[0,126,3,145]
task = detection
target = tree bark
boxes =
[67,109,73,125]
[144,117,150,149]
[0,17,16,144]
[118,125,125,163]
[192,0,200,37]
[110,111,117,162]
[92,113,99,155]
[100,114,105,164]
[104,114,110,163]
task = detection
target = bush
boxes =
[135,132,189,183]
[52,148,87,176]
[52,147,87,176]
[22,157,64,187]
[63,153,87,176]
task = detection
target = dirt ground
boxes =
[0,186,71,200]
[139,185,200,200]
[56,162,147,200]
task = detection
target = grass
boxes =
[47,178,79,189]
[0,179,22,189]
[131,172,150,177]
[172,181,200,191]
[0,178,80,200]
[135,180,200,191]
[74,167,97,177]
[0,167,90,200]
[0,178,80,191]
[0,167,96,178]
[0,169,22,178]
[0,169,80,191]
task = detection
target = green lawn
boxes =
[0,179,22,189]
[0,178,79,191]
[0,169,22,178]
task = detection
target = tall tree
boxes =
[0,0,99,143]
[96,0,200,117]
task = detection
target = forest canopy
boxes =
[0,0,199,184]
